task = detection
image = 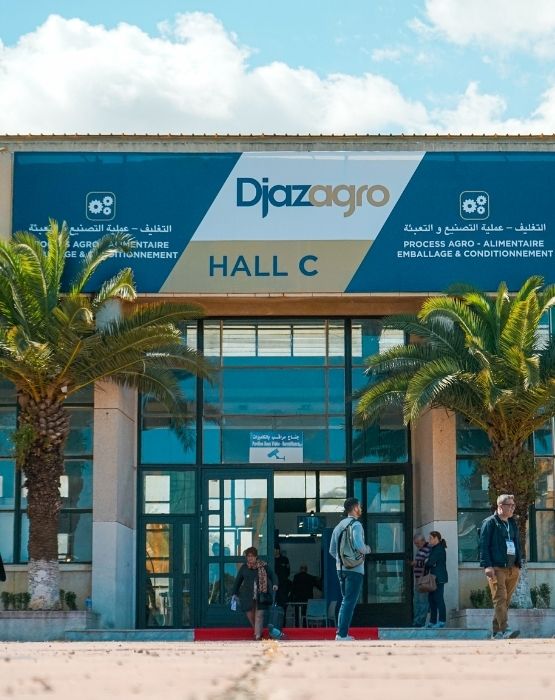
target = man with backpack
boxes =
[329,497,371,641]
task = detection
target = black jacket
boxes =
[479,513,521,568]
[425,543,448,583]
[232,562,277,612]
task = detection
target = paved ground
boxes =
[0,639,554,699]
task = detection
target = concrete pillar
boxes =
[412,407,459,615]
[92,381,137,628]
[0,148,13,240]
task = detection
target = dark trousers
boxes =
[428,582,446,624]
[337,570,363,638]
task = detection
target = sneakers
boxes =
[335,634,355,641]
[491,629,520,640]
[430,622,446,629]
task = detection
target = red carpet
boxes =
[194,627,378,641]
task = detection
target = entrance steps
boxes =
[64,626,489,642]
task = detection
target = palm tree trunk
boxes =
[18,395,70,609]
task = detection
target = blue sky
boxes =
[1,0,555,134]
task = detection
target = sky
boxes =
[1,0,555,134]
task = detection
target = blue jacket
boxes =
[479,513,521,568]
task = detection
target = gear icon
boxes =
[477,206,485,215]
[476,195,487,206]
[88,199,103,214]
[102,195,114,206]
[462,198,477,213]
[103,207,111,215]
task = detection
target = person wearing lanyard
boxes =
[479,494,522,639]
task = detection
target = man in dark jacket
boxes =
[479,494,521,639]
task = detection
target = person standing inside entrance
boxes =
[411,533,431,627]
[479,494,521,639]
[329,497,371,641]
[231,547,278,640]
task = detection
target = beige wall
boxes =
[0,148,12,239]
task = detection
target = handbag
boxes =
[257,591,273,605]
[417,572,437,593]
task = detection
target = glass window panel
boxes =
[457,459,491,509]
[62,460,92,509]
[57,512,92,562]
[0,408,16,457]
[535,511,555,562]
[208,479,219,498]
[143,471,195,514]
[0,460,15,509]
[352,320,404,365]
[534,422,553,456]
[208,563,221,605]
[222,325,256,357]
[65,385,94,404]
[203,322,221,358]
[328,322,345,359]
[214,478,268,556]
[146,523,171,574]
[258,326,292,356]
[65,408,93,455]
[365,560,406,604]
[274,472,317,499]
[292,325,325,357]
[319,499,344,512]
[367,475,405,514]
[458,510,490,562]
[0,381,16,403]
[217,368,329,414]
[366,519,405,553]
[20,512,92,563]
[182,524,192,626]
[353,413,408,464]
[146,577,173,627]
[319,472,347,501]
[0,512,14,562]
[141,424,196,464]
[456,416,491,455]
[535,458,555,508]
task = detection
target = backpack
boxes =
[338,519,364,569]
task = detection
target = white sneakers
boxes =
[492,629,520,640]
[335,634,355,641]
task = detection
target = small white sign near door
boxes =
[249,432,303,463]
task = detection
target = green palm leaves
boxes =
[0,219,209,412]
[356,276,555,450]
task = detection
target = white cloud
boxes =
[371,47,404,62]
[0,13,432,134]
[417,0,555,55]
[0,12,554,136]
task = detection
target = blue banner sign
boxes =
[11,151,555,293]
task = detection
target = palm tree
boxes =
[0,220,209,609]
[355,276,555,564]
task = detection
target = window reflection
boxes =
[143,471,195,514]
[366,560,405,603]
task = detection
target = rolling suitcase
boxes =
[267,593,285,639]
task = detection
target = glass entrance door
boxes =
[202,471,272,626]
[138,517,196,628]
[352,466,412,626]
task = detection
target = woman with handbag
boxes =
[425,531,448,628]
[231,546,278,640]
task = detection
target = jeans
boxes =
[413,586,429,626]
[428,583,446,624]
[337,570,363,638]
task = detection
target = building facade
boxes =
[1,135,555,629]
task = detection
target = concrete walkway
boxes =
[0,638,554,699]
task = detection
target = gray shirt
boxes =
[329,516,371,575]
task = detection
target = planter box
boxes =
[0,611,99,641]
[451,608,555,638]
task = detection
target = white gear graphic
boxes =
[103,207,111,215]
[477,206,485,215]
[88,199,103,214]
[462,198,477,213]
[476,195,487,206]
[102,195,114,206]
